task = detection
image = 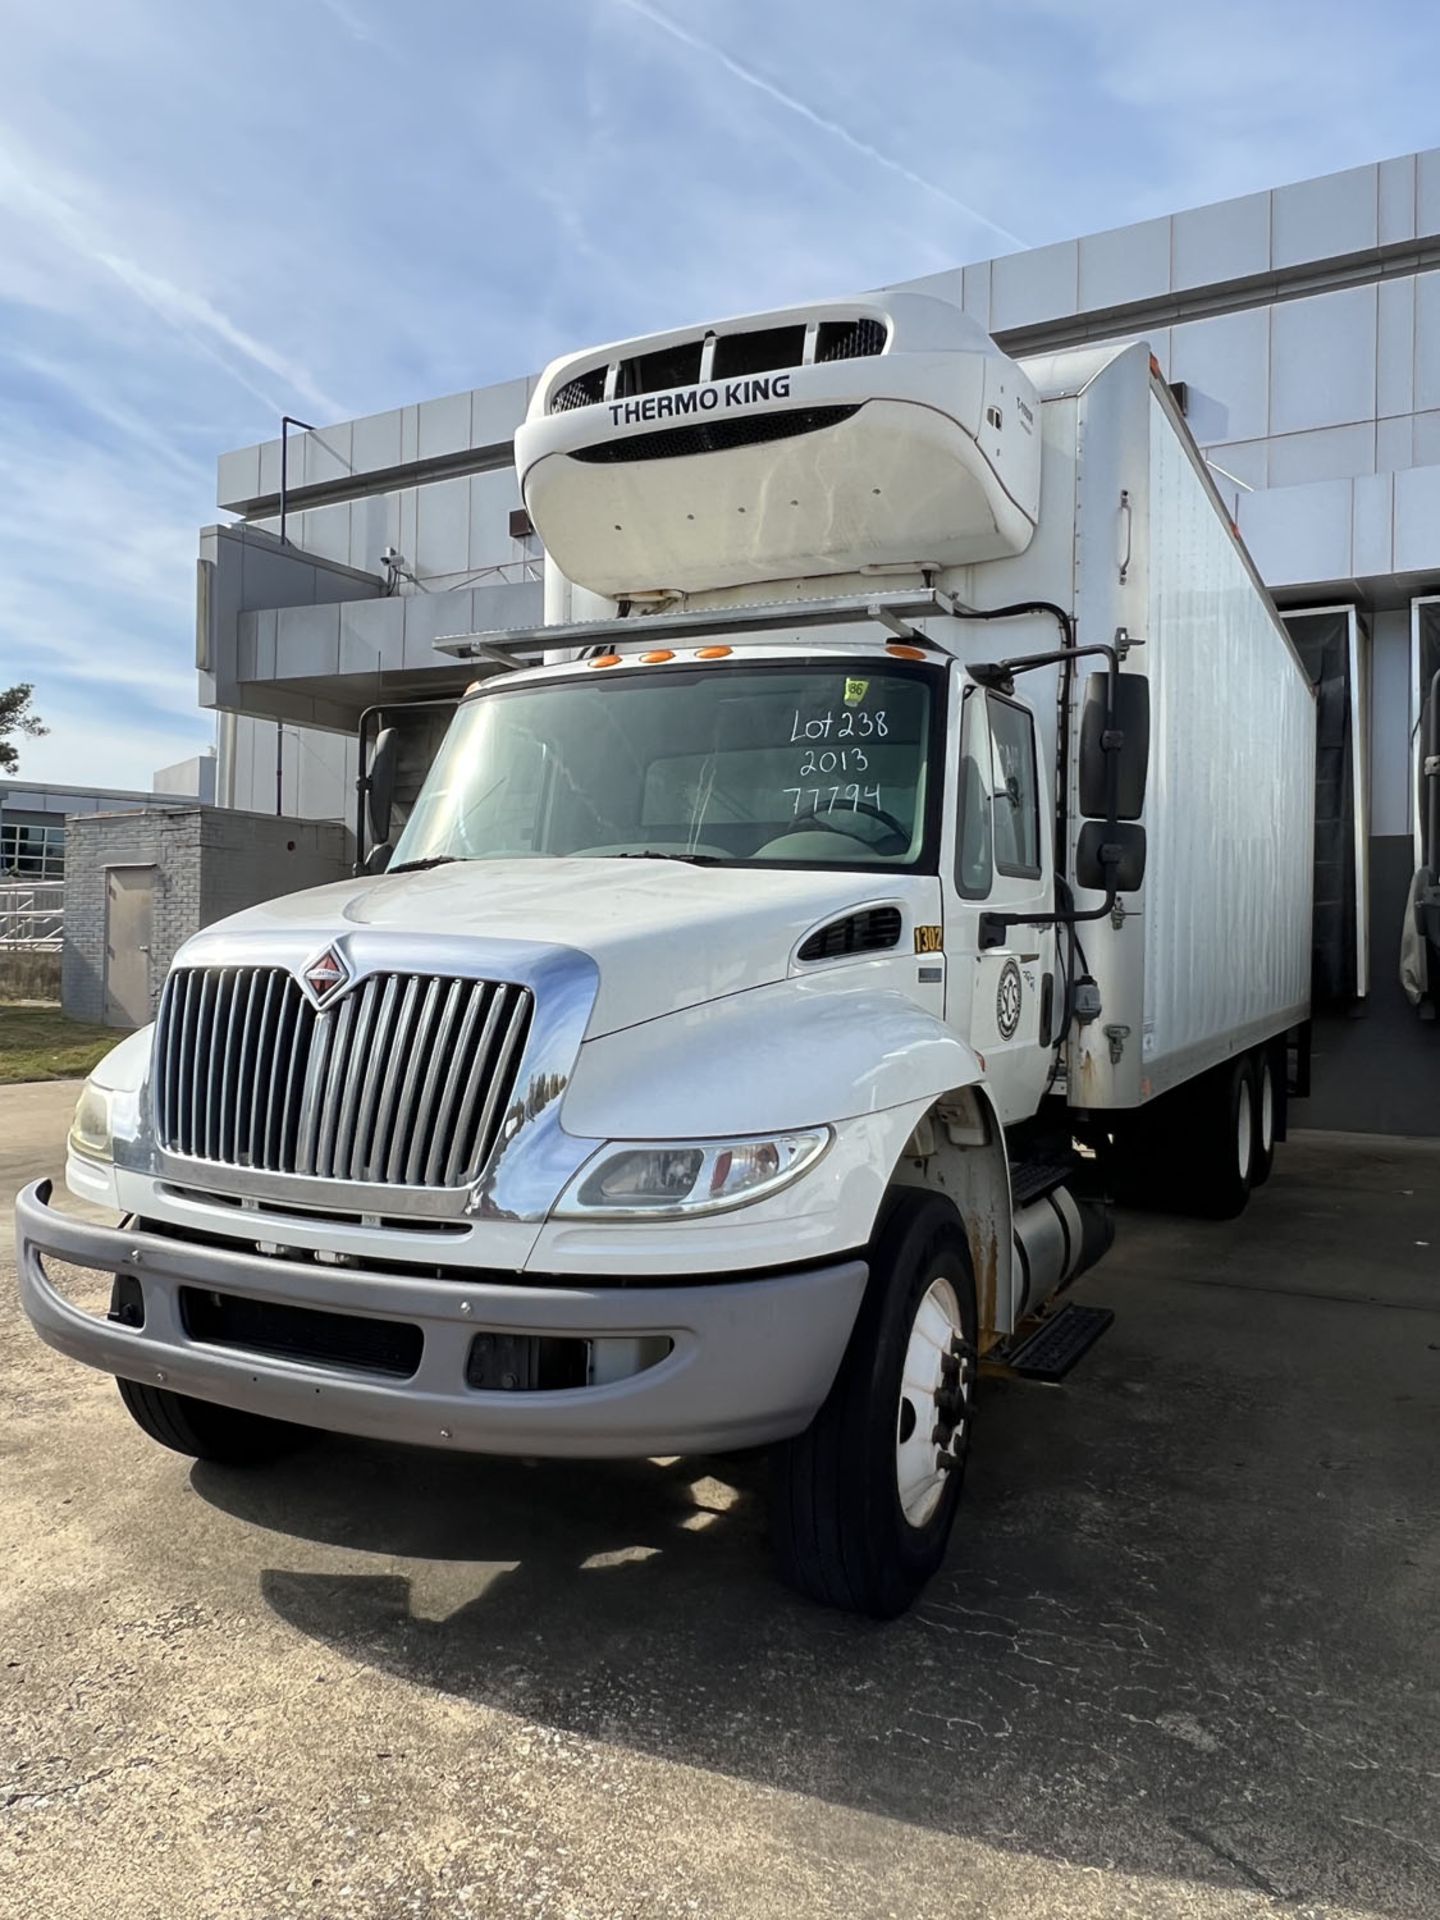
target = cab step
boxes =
[1008,1155,1079,1210]
[1005,1303,1115,1380]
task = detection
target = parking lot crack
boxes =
[1168,1816,1296,1903]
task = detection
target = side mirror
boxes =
[1079,673,1150,820]
[363,841,393,875]
[365,727,398,846]
[1076,820,1147,894]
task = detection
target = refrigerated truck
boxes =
[17,292,1315,1616]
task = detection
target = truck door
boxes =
[947,685,1055,1125]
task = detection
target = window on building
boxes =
[0,821,65,879]
[986,696,1041,878]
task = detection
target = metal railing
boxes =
[0,881,64,952]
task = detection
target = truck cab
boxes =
[16,290,1312,1617]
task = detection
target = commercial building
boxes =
[1,765,215,983]
[1,775,205,881]
[201,148,1440,1129]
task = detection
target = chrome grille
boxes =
[154,967,533,1188]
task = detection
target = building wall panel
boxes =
[1171,189,1271,290]
[1269,286,1377,435]
[1170,307,1270,444]
[1272,164,1378,267]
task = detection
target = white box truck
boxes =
[17,291,1315,1616]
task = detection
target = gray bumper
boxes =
[15,1181,867,1458]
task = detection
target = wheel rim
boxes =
[1259,1059,1274,1155]
[1236,1079,1253,1182]
[896,1276,972,1528]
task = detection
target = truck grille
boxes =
[154,967,533,1189]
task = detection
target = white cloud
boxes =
[610,0,1029,252]
[312,0,385,49]
[3,0,1440,799]
[13,691,211,793]
[0,132,345,421]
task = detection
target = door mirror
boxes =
[365,727,398,846]
[363,840,393,875]
[1076,820,1147,893]
[1079,673,1150,820]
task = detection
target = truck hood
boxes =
[201,858,935,1039]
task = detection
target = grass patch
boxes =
[0,1005,124,1085]
[0,950,62,1002]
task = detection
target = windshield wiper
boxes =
[386,855,461,874]
[613,850,725,865]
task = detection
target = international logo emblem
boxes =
[301,945,350,1007]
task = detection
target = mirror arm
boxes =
[979,889,1120,951]
[975,639,1130,949]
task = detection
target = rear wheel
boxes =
[1177,1055,1255,1219]
[1248,1049,1277,1187]
[769,1192,978,1618]
[115,1377,306,1466]
[1106,1056,1255,1219]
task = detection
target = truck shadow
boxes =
[191,1287,1440,1918]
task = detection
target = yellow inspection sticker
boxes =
[844,677,869,705]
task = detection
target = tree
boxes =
[0,684,48,775]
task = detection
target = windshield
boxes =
[391,661,938,870]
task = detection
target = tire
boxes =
[1248,1048,1277,1188]
[1107,1056,1255,1219]
[115,1376,306,1466]
[1179,1054,1255,1220]
[769,1192,978,1618]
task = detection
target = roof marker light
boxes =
[886,643,928,660]
[641,649,675,663]
[590,654,623,668]
[695,646,732,659]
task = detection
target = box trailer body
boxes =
[17,290,1316,1616]
[961,341,1315,1112]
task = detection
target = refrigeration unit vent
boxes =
[553,369,607,413]
[816,316,887,362]
[547,316,888,416]
[569,407,860,465]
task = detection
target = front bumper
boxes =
[15,1181,867,1458]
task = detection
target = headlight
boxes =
[555,1129,831,1219]
[69,1082,115,1164]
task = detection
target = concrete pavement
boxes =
[2,1079,1438,1919]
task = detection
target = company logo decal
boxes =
[606,372,792,428]
[996,959,1023,1040]
[301,945,350,1007]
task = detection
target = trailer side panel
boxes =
[1140,392,1314,1096]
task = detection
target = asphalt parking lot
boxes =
[2,1078,1438,1920]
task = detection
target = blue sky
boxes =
[3,0,1438,789]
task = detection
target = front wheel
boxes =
[769,1193,978,1618]
[115,1377,307,1466]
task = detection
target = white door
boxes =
[946,687,1056,1126]
[104,866,156,1028]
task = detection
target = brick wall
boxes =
[198,811,352,928]
[62,809,351,1026]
